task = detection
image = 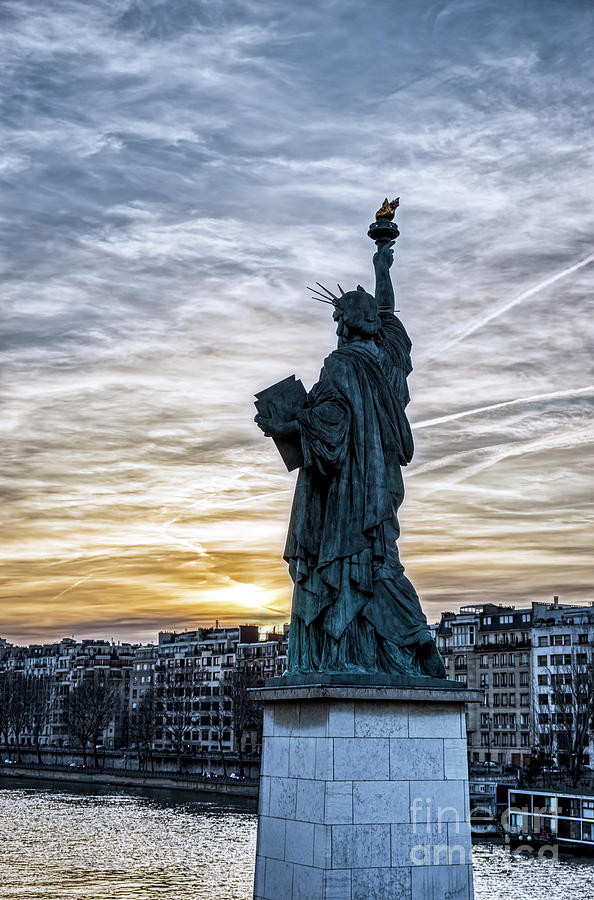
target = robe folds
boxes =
[284,316,434,675]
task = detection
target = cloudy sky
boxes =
[1,0,593,644]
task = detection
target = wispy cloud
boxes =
[1,0,593,643]
[435,253,594,352]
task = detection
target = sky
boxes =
[1,0,593,645]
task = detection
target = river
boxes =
[2,778,594,899]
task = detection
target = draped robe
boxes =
[284,315,433,674]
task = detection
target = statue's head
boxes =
[333,286,379,344]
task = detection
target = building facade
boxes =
[437,603,532,768]
[531,597,594,771]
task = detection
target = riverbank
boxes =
[0,763,258,802]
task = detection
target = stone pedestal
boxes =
[252,679,481,900]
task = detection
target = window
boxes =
[583,800,594,821]
[501,694,508,707]
[520,653,529,666]
[539,694,549,705]
[493,694,500,707]
[538,636,548,647]
[482,617,492,626]
[453,625,475,647]
[521,733,530,747]
[537,655,547,666]
[480,674,489,688]
[538,674,548,686]
[509,694,516,706]
[499,615,513,625]
[522,614,531,623]
[568,798,581,818]
[520,714,530,727]
[577,653,588,665]
[551,654,572,666]
[578,633,589,644]
[551,635,571,646]
[480,733,489,746]
[480,655,489,668]
[520,672,529,686]
[481,713,490,727]
[493,673,500,687]
[520,694,529,707]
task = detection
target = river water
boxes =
[2,779,594,899]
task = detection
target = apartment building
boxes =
[152,625,259,759]
[0,637,136,750]
[236,626,289,681]
[531,597,594,769]
[437,603,532,768]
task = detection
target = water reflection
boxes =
[0,779,256,900]
[473,842,594,900]
[2,780,594,899]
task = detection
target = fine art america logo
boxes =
[409,796,558,864]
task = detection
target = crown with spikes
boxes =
[307,282,395,312]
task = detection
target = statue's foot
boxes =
[418,640,446,679]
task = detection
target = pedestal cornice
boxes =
[252,674,482,705]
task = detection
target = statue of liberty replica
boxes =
[255,199,445,680]
[253,202,475,900]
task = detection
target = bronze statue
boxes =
[255,202,445,678]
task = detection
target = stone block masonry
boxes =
[252,683,480,900]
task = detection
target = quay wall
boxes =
[0,764,258,802]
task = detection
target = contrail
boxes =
[438,252,594,351]
[413,385,594,429]
[49,569,108,602]
[437,424,594,490]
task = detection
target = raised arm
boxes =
[373,240,396,314]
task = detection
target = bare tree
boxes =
[0,673,13,756]
[65,674,118,767]
[211,706,229,778]
[538,658,594,786]
[27,675,54,766]
[155,661,202,774]
[8,672,32,763]
[130,688,157,771]
[225,668,261,777]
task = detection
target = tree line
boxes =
[0,665,262,775]
[0,670,119,767]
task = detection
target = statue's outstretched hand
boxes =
[373,240,395,270]
[254,414,298,439]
